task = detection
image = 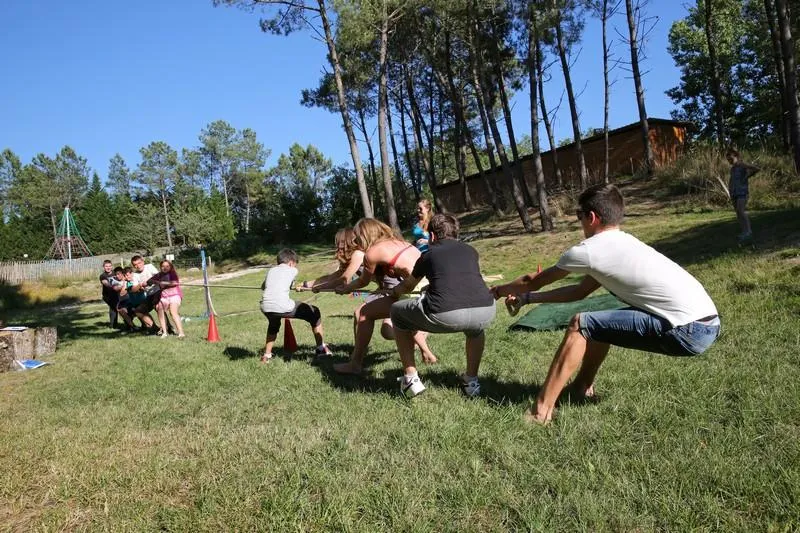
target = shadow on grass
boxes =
[10,305,125,345]
[224,346,258,360]
[312,358,600,410]
[0,281,84,323]
[649,207,800,266]
[311,350,405,394]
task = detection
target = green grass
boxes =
[2,199,800,530]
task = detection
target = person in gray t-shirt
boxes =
[259,249,332,361]
[726,148,760,242]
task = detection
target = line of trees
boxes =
[3,0,797,261]
[0,122,380,261]
[217,0,676,233]
[667,0,800,171]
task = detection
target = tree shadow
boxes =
[648,207,800,267]
[9,304,124,345]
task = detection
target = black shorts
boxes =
[103,294,119,309]
[263,303,322,335]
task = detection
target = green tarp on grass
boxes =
[510,293,626,331]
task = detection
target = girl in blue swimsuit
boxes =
[412,199,432,253]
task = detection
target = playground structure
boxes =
[46,207,92,260]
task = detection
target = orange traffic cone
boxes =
[283,318,298,353]
[206,314,221,342]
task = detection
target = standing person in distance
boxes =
[726,148,760,242]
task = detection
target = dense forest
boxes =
[1,0,798,261]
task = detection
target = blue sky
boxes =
[0,1,689,181]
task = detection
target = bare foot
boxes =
[333,362,363,375]
[523,405,553,425]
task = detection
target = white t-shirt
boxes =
[260,264,298,314]
[556,229,718,327]
[133,263,158,285]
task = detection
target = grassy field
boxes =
[2,189,800,531]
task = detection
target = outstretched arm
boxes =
[313,252,365,291]
[390,275,421,299]
[492,266,569,298]
[524,275,601,304]
[335,268,372,294]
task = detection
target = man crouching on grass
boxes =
[387,214,496,398]
[492,184,720,424]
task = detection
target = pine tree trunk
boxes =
[496,56,536,206]
[386,80,407,216]
[398,73,421,200]
[528,6,553,231]
[406,71,444,212]
[244,181,251,234]
[358,109,381,215]
[554,6,589,189]
[626,0,655,177]
[442,32,472,211]
[602,0,611,183]
[428,74,437,194]
[775,0,800,173]
[377,10,400,232]
[470,56,506,211]
[535,34,563,190]
[221,171,230,217]
[160,180,172,248]
[471,61,499,171]
[704,0,727,145]
[317,0,373,217]
[473,40,532,232]
[467,128,503,216]
[765,0,791,152]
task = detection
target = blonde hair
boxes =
[334,228,358,267]
[418,199,433,231]
[353,218,402,250]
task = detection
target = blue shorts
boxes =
[579,307,720,356]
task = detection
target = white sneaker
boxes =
[315,344,333,357]
[461,376,481,398]
[399,375,426,398]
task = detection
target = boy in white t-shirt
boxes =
[492,184,720,424]
[259,248,331,361]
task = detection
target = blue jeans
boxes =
[579,308,720,357]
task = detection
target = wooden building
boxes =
[435,118,690,213]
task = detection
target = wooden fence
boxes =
[0,255,206,284]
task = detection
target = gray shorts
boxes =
[365,274,402,304]
[390,297,496,338]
